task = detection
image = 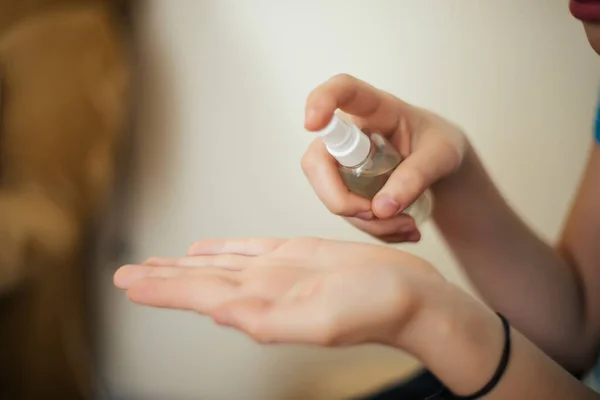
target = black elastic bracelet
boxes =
[440,313,512,400]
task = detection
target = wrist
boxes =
[394,282,506,396]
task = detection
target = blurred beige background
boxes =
[95,1,600,399]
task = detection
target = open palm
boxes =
[114,237,443,346]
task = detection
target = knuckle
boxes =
[300,152,316,175]
[248,321,274,344]
[301,140,324,176]
[329,73,356,86]
[326,196,349,216]
[306,89,322,106]
[442,140,463,172]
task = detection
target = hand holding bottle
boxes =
[302,74,467,242]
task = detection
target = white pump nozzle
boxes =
[315,114,371,167]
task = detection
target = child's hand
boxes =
[114,237,449,347]
[302,74,467,242]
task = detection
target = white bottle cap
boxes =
[315,114,371,167]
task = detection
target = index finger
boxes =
[304,74,404,135]
[126,276,240,314]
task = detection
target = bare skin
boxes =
[115,15,600,400]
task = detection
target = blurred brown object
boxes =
[0,0,132,398]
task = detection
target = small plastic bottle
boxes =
[315,113,432,225]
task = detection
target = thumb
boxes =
[372,136,457,219]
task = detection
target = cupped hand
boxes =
[301,74,467,243]
[114,237,445,347]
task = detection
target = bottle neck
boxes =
[326,126,372,167]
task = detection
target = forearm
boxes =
[398,284,598,399]
[431,144,592,370]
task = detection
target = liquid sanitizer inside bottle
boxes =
[315,113,432,225]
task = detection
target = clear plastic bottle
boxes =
[315,114,432,225]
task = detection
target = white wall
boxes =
[96,1,600,399]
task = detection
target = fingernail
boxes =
[373,195,401,217]
[355,211,374,221]
[408,232,421,242]
[114,265,149,289]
